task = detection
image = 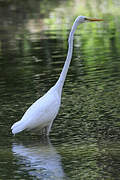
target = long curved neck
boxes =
[55,19,79,94]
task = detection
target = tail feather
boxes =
[11,121,21,129]
[11,121,26,135]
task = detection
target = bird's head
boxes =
[75,15,103,24]
[68,16,103,43]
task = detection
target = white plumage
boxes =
[11,86,60,135]
[11,16,103,135]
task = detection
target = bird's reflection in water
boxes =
[12,138,67,180]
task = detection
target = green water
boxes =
[0,0,120,179]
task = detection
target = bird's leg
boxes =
[41,126,49,136]
[41,127,45,135]
[45,126,49,136]
[46,122,53,136]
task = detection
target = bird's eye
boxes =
[84,17,88,21]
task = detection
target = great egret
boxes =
[11,16,103,135]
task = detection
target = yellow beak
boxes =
[86,17,103,21]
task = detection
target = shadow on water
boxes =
[12,137,68,180]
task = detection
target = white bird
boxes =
[11,16,103,135]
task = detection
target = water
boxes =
[0,0,120,179]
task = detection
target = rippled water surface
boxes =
[0,0,120,179]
